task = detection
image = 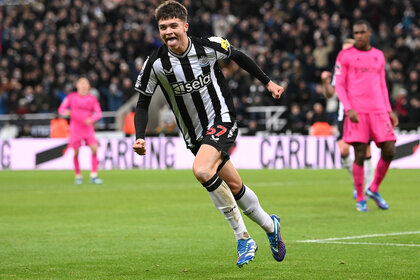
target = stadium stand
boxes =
[0,0,419,136]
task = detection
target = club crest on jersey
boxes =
[221,38,229,51]
[171,73,211,95]
[198,56,210,67]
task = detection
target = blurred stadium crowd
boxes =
[0,0,419,136]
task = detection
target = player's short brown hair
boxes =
[155,1,188,22]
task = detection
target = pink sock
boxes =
[353,163,365,202]
[369,157,391,192]
[91,154,98,174]
[73,156,80,176]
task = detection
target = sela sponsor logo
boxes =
[171,73,211,95]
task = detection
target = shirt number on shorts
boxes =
[206,125,227,137]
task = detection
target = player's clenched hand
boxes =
[347,109,359,123]
[389,111,399,127]
[266,81,284,99]
[62,109,71,117]
[321,71,332,82]
[133,138,146,155]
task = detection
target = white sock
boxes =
[236,185,274,233]
[207,180,249,240]
[364,157,374,190]
[341,155,353,177]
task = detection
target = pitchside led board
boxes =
[0,135,419,170]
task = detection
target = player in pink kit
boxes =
[334,20,398,211]
[58,77,103,184]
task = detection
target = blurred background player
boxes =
[334,20,398,212]
[321,38,374,199]
[132,1,285,268]
[58,77,103,184]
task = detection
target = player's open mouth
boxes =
[166,37,177,43]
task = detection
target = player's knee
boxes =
[338,141,350,157]
[340,149,350,158]
[192,166,214,184]
[354,149,366,161]
[382,146,395,161]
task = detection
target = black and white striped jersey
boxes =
[331,73,345,122]
[134,36,236,148]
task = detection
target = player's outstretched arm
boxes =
[133,93,152,157]
[229,48,285,99]
[266,81,284,99]
[133,138,147,155]
[230,48,271,86]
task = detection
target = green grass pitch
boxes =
[0,169,419,279]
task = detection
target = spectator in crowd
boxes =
[123,107,136,137]
[0,92,8,115]
[50,113,69,138]
[287,103,306,133]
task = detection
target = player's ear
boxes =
[184,22,189,32]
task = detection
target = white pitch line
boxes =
[309,241,420,247]
[297,231,420,243]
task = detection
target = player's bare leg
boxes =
[193,144,255,267]
[73,148,82,184]
[89,144,102,184]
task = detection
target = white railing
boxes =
[246,106,287,131]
